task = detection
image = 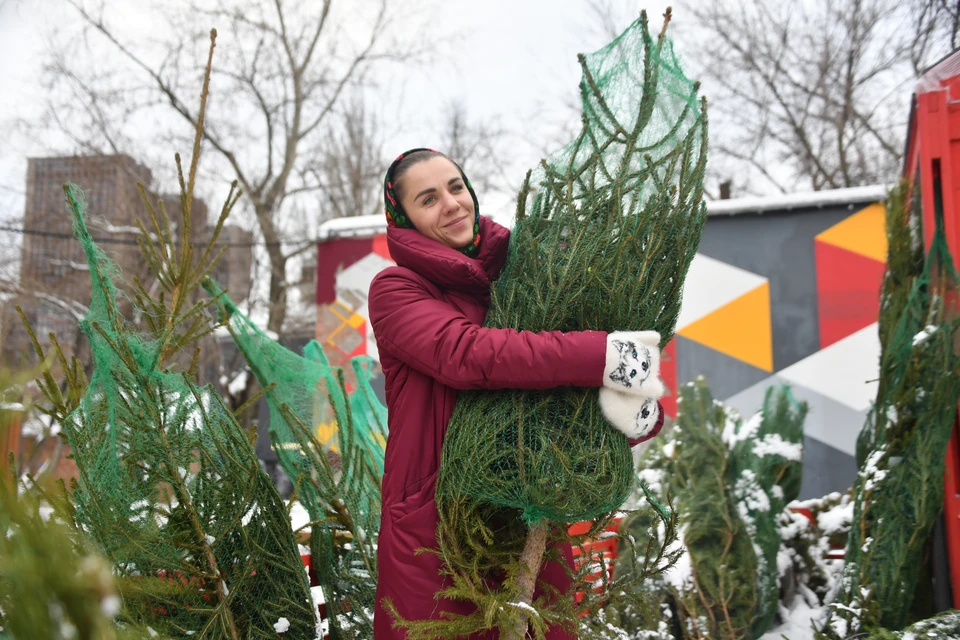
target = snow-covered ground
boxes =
[759,600,823,640]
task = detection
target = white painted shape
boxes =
[356,301,381,362]
[676,253,768,330]
[777,323,881,412]
[725,374,867,457]
[334,253,396,310]
[334,252,395,361]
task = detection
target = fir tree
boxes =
[626,378,807,640]
[204,281,386,640]
[820,184,960,638]
[15,30,318,639]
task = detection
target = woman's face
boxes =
[397,157,476,250]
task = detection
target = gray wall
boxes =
[685,202,880,499]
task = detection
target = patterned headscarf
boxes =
[383,148,482,257]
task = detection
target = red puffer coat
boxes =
[368,215,663,639]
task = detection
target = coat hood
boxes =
[385,215,510,298]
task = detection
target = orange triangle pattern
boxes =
[678,282,774,372]
[815,202,888,263]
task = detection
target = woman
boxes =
[369,148,666,639]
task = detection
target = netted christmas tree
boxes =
[204,280,386,639]
[820,183,960,638]
[856,182,926,467]
[622,378,808,640]
[393,11,708,638]
[15,32,319,639]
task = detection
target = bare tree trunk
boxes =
[502,523,549,640]
[32,0,439,363]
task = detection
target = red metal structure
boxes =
[903,49,960,610]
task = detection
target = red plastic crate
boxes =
[568,516,624,604]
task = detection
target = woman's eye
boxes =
[452,183,464,192]
[422,196,436,205]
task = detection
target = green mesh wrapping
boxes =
[856,183,925,467]
[205,281,385,640]
[822,198,960,638]
[633,378,806,640]
[436,11,707,527]
[55,185,316,638]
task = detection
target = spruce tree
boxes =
[820,184,960,638]
[628,379,807,640]
[15,31,318,639]
[204,280,386,640]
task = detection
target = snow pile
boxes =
[758,598,822,640]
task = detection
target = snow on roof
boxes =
[706,183,891,216]
[313,184,891,240]
[317,215,389,240]
[917,49,960,94]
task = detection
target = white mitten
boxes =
[603,331,665,397]
[598,388,661,439]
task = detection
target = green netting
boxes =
[856,183,926,466]
[55,185,316,639]
[631,378,807,640]
[384,13,707,637]
[436,10,706,526]
[822,191,960,638]
[205,281,385,640]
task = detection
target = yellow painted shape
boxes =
[815,202,888,263]
[678,282,774,372]
[347,313,365,330]
[315,421,341,454]
[328,301,352,322]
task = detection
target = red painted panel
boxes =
[917,89,960,257]
[945,414,960,610]
[660,339,677,418]
[906,55,960,607]
[315,237,374,304]
[348,320,367,359]
[814,239,885,349]
[371,234,392,261]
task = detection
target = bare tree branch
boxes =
[37,0,442,338]
[671,0,932,194]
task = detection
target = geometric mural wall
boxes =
[314,235,394,367]
[675,254,773,372]
[814,202,887,348]
[313,188,891,499]
[687,197,888,499]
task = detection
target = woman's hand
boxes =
[600,331,666,439]
[598,390,662,439]
[603,331,664,397]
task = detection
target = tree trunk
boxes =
[502,523,549,640]
[251,202,288,336]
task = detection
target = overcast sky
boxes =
[0,0,678,223]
